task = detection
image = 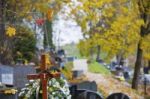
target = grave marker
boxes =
[77,81,97,91]
[72,70,83,78]
[73,59,88,73]
[0,93,18,99]
[107,93,130,99]
[0,65,36,89]
[27,54,60,99]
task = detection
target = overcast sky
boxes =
[53,15,83,46]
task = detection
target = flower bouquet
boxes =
[19,77,71,99]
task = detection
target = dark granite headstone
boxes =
[72,70,84,78]
[0,65,36,90]
[124,72,130,80]
[67,56,77,62]
[0,85,18,99]
[77,81,97,91]
[70,81,98,99]
[106,93,130,99]
[70,88,103,99]
[0,93,18,99]
[77,89,103,99]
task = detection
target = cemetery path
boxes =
[86,72,144,99]
[71,59,144,98]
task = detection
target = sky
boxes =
[52,0,83,47]
[53,15,83,46]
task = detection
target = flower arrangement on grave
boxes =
[19,74,71,99]
[4,89,18,94]
[0,82,18,95]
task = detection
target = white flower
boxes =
[25,83,29,86]
[52,92,55,95]
[29,80,34,83]
[19,77,71,98]
[21,88,27,91]
[18,91,25,96]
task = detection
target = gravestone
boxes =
[77,81,97,91]
[67,56,77,62]
[77,89,103,99]
[72,70,83,78]
[70,81,98,99]
[73,59,88,73]
[106,93,130,99]
[70,81,102,99]
[0,93,18,99]
[0,65,36,89]
[0,83,18,99]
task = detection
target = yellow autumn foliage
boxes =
[4,89,17,94]
[47,9,53,21]
[6,0,71,21]
[70,0,143,60]
[6,26,16,37]
[141,34,150,60]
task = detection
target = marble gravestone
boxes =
[0,65,36,90]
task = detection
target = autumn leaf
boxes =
[6,26,16,37]
[47,9,53,21]
[26,15,33,21]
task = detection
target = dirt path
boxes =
[86,72,144,99]
[72,59,144,99]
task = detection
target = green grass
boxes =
[88,62,111,75]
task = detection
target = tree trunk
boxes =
[0,0,13,65]
[44,20,54,50]
[132,43,143,89]
[96,45,100,61]
[116,54,124,66]
[148,60,150,70]
[90,47,94,61]
[132,15,145,89]
[131,0,149,89]
[0,0,6,64]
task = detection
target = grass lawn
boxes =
[88,62,111,75]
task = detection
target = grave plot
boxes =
[0,65,36,89]
[69,81,103,99]
[0,65,36,99]
[0,82,17,99]
[106,93,130,99]
[19,54,71,99]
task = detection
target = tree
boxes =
[12,26,36,62]
[70,0,143,61]
[0,0,70,64]
[132,0,150,89]
[0,0,7,64]
[44,20,54,49]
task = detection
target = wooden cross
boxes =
[27,54,60,99]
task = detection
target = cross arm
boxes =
[27,74,40,80]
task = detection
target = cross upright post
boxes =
[41,54,48,99]
[27,54,60,99]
